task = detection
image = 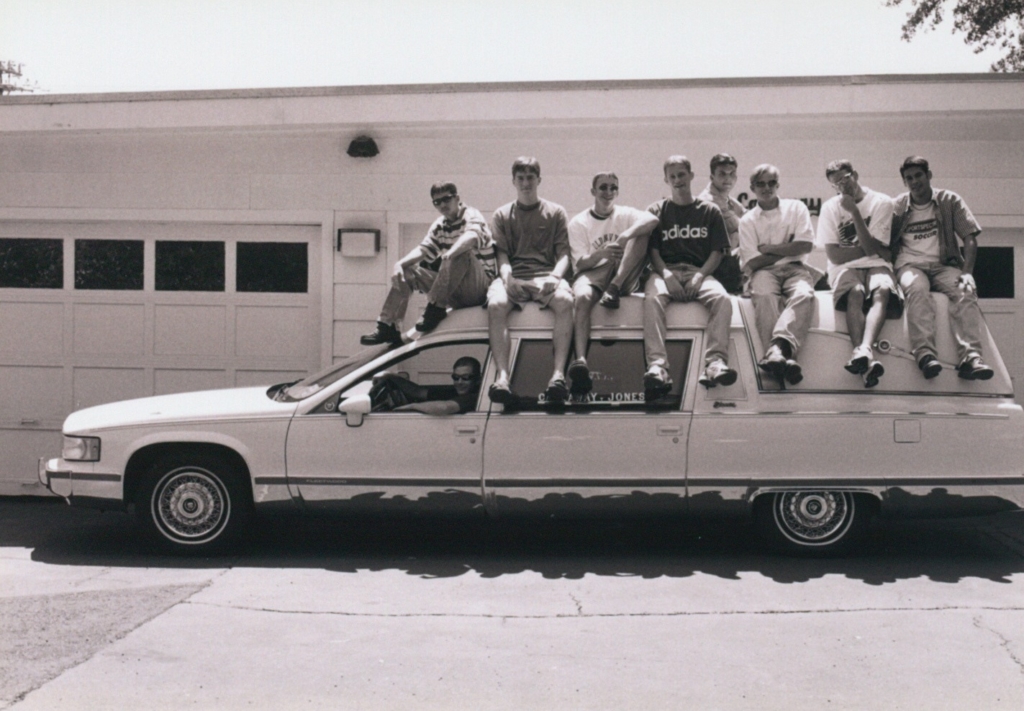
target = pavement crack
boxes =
[187,601,1024,619]
[973,615,1024,679]
[568,593,583,616]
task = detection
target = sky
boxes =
[0,0,1008,95]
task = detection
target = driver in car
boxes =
[370,356,482,415]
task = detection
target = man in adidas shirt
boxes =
[643,155,736,397]
[565,171,658,394]
[891,156,993,381]
[817,160,903,388]
[739,164,819,386]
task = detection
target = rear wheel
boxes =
[136,453,251,554]
[755,491,872,556]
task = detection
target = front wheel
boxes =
[754,491,872,556]
[136,453,251,554]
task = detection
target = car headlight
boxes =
[62,436,101,462]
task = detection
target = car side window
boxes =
[334,340,490,414]
[507,339,692,411]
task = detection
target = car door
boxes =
[481,336,697,515]
[285,340,490,509]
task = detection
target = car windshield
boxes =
[276,344,390,401]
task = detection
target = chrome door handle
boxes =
[657,425,682,436]
[456,426,479,435]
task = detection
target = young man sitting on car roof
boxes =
[817,160,904,388]
[738,163,820,386]
[697,153,747,296]
[565,171,658,394]
[642,155,737,397]
[487,157,575,404]
[360,182,496,347]
[891,156,994,381]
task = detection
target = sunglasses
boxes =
[432,195,456,207]
[597,184,619,191]
[829,173,854,189]
[754,180,779,189]
[451,373,477,382]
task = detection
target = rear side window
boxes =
[508,339,692,411]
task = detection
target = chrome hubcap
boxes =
[153,469,229,542]
[774,491,853,545]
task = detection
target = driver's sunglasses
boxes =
[754,179,779,189]
[451,373,477,382]
[432,195,457,207]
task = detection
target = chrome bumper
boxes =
[39,457,73,499]
[39,457,124,505]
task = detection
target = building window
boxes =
[0,238,63,288]
[156,241,225,291]
[236,242,308,293]
[974,246,1014,299]
[75,239,143,290]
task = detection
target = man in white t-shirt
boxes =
[817,160,903,388]
[891,156,992,381]
[566,172,658,393]
[738,164,819,385]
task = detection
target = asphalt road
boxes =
[2,497,1024,710]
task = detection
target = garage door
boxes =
[0,220,320,491]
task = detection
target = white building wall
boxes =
[1,74,1023,489]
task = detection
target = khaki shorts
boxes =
[487,275,572,308]
[572,254,645,295]
[832,266,904,319]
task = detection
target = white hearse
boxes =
[41,293,1024,555]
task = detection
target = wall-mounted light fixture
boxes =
[337,228,381,257]
[347,135,379,158]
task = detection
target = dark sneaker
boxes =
[415,302,448,333]
[643,366,673,399]
[567,358,592,394]
[758,344,787,380]
[488,380,513,404]
[360,321,402,347]
[544,376,569,403]
[863,360,884,388]
[958,356,994,381]
[919,355,942,380]
[598,284,621,309]
[844,346,871,375]
[700,359,737,388]
[783,359,803,385]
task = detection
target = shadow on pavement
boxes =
[3,496,1023,586]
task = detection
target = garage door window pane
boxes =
[156,241,225,291]
[0,238,63,288]
[75,239,143,290]
[237,242,308,293]
[974,246,1014,299]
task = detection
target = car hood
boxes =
[64,386,297,433]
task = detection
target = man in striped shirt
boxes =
[891,156,993,381]
[361,182,496,347]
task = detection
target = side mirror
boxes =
[339,393,372,427]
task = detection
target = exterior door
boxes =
[285,340,489,508]
[481,337,696,515]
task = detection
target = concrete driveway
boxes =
[2,498,1023,710]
